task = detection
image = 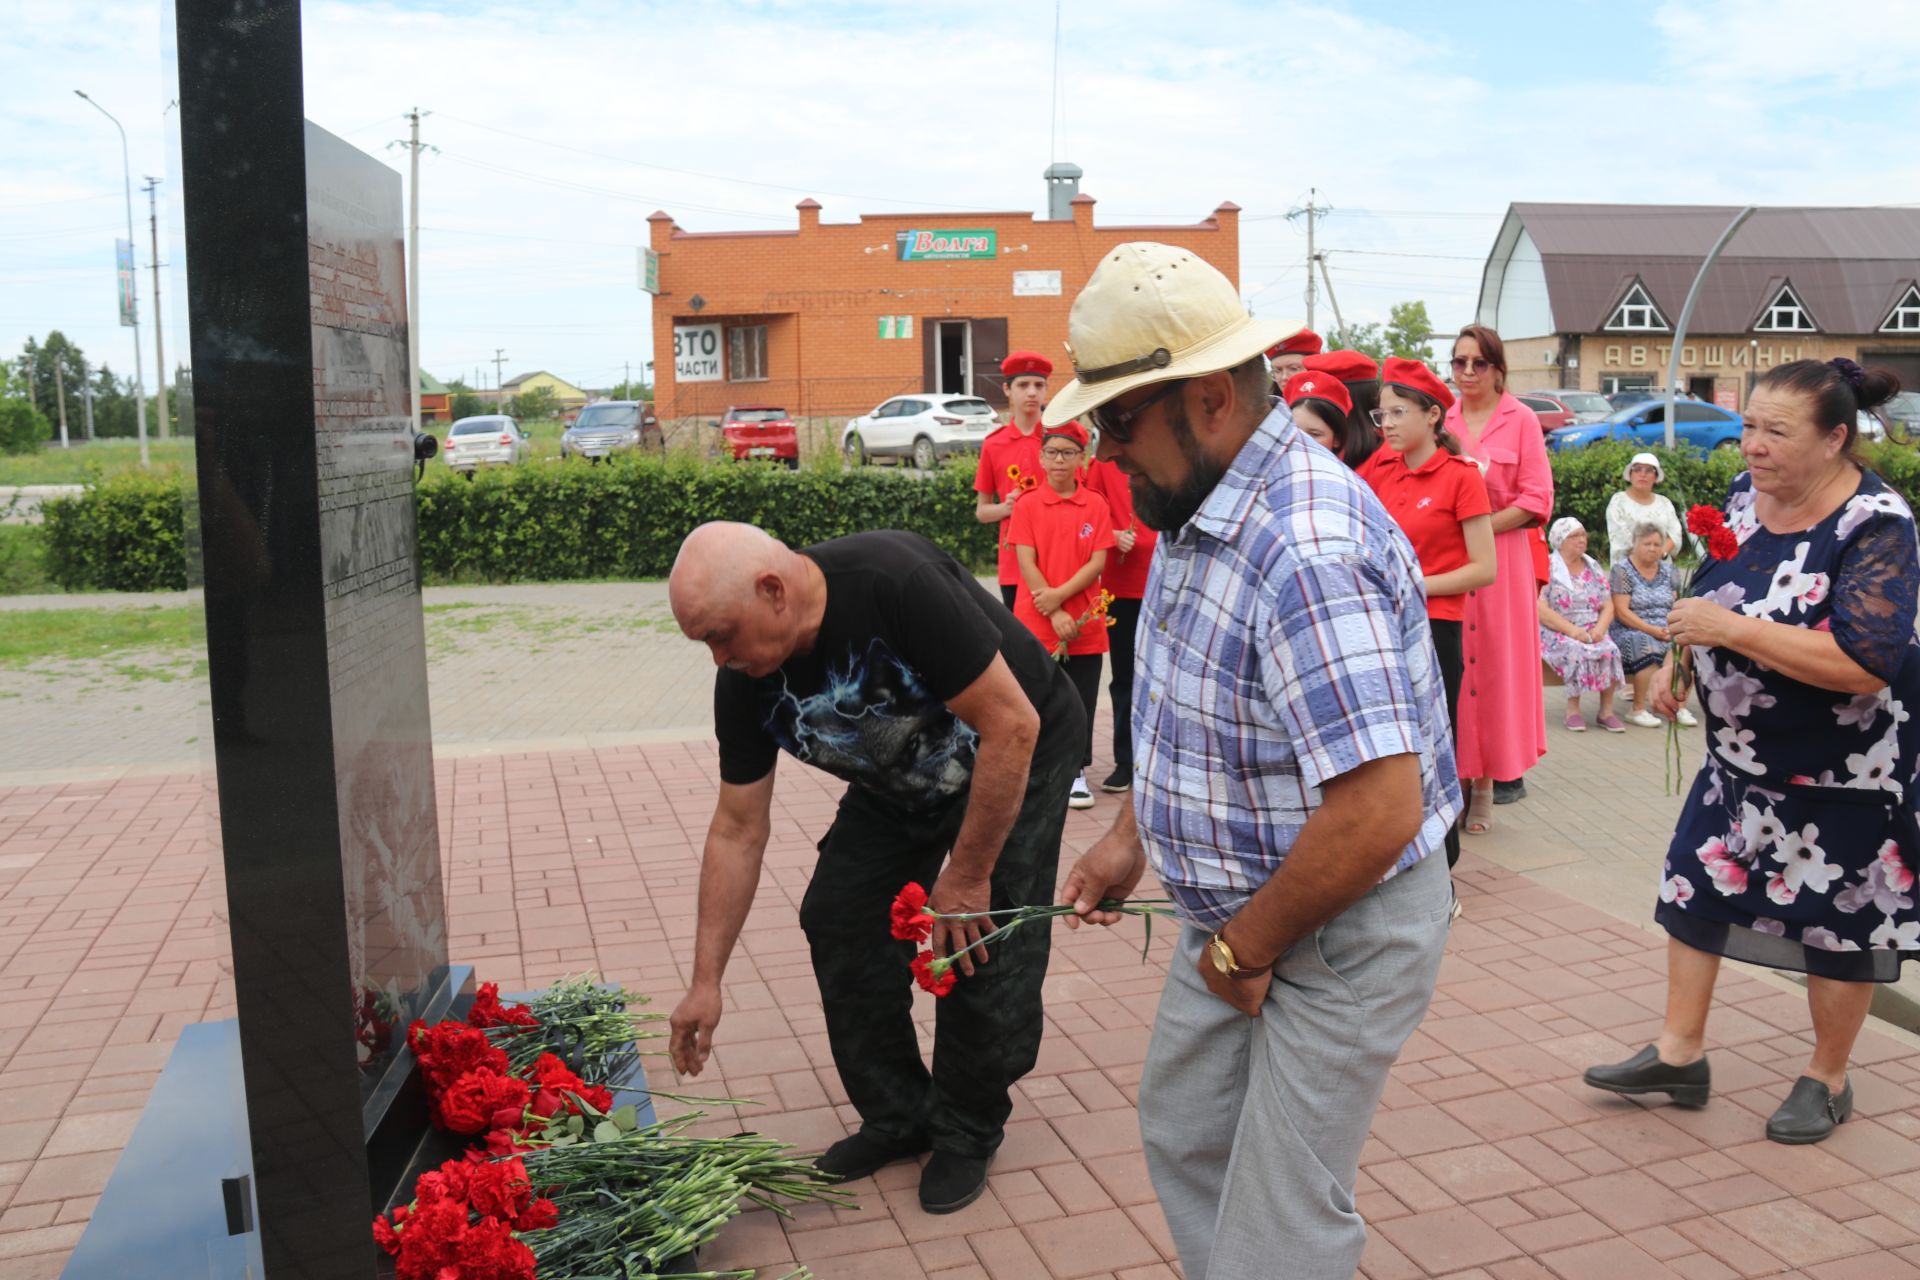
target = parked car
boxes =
[443,415,531,473]
[1547,400,1744,453]
[1516,393,1575,433]
[1546,389,1613,423]
[1603,387,1696,411]
[560,400,661,462]
[718,406,799,467]
[841,394,999,468]
[1881,390,1920,438]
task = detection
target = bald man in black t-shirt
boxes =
[665,522,1084,1215]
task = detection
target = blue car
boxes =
[1547,399,1743,452]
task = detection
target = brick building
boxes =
[646,171,1241,424]
[1477,203,1920,406]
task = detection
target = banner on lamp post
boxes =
[115,239,136,327]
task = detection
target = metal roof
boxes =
[1503,203,1920,335]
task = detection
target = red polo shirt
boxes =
[1366,448,1492,622]
[1006,482,1117,656]
[1077,458,1157,599]
[974,421,1046,585]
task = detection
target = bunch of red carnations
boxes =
[891,882,1174,996]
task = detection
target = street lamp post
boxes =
[74,89,150,467]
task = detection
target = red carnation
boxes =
[452,1216,538,1280]
[514,1196,559,1233]
[910,951,956,997]
[527,1052,614,1117]
[467,982,540,1030]
[390,1197,467,1280]
[1707,527,1740,561]
[464,1156,534,1223]
[1686,504,1727,536]
[371,1212,401,1257]
[409,1020,510,1093]
[890,883,935,942]
[437,1068,531,1135]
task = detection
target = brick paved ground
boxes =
[4,727,1920,1279]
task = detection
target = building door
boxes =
[1863,350,1920,393]
[969,318,1009,409]
[1687,375,1715,401]
[936,321,970,395]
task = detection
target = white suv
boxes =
[841,394,998,469]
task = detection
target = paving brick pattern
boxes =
[3,736,1920,1278]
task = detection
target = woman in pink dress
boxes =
[1446,325,1553,833]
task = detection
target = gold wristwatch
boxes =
[1206,928,1275,980]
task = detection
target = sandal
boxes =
[1465,784,1493,836]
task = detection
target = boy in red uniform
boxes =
[1007,420,1115,810]
[975,352,1053,609]
[1266,327,1322,388]
[1078,453,1156,792]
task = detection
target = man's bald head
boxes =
[669,522,811,676]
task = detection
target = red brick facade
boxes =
[647,195,1241,423]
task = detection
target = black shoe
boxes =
[1100,766,1131,792]
[1492,778,1528,805]
[1583,1044,1711,1108]
[813,1130,930,1183]
[1767,1075,1852,1145]
[918,1150,991,1214]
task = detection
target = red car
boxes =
[719,405,799,467]
[1518,390,1612,434]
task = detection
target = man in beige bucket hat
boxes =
[1054,243,1459,1279]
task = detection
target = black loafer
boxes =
[918,1150,991,1214]
[814,1129,930,1182]
[1583,1044,1711,1108]
[1767,1075,1852,1145]
[1492,778,1528,805]
[1100,766,1132,793]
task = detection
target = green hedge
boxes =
[31,445,1920,594]
[41,468,189,591]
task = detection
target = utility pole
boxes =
[1285,188,1328,333]
[492,349,508,392]
[1315,254,1346,335]
[142,177,169,439]
[390,109,434,437]
[75,90,148,466]
[53,361,70,448]
[80,356,95,440]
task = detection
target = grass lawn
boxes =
[0,605,201,668]
[0,526,51,594]
[0,438,199,486]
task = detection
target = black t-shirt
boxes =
[715,531,1081,808]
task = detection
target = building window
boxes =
[728,325,768,382]
[1754,284,1817,332]
[1881,285,1920,333]
[1604,282,1668,332]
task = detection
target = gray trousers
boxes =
[1139,852,1452,1280]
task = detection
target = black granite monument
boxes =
[63,3,466,1276]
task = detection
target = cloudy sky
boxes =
[6,0,1918,397]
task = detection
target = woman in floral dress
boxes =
[1585,359,1920,1145]
[1538,517,1626,732]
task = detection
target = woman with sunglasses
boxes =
[1366,358,1495,871]
[1444,325,1554,834]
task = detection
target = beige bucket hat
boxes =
[1043,242,1304,427]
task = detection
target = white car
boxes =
[841,394,998,468]
[444,415,532,474]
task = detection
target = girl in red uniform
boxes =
[1366,357,1497,870]
[1007,421,1116,810]
[1280,369,1352,457]
[1078,453,1156,792]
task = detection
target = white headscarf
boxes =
[1548,517,1588,595]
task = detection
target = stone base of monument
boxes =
[62,967,682,1278]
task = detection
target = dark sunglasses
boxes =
[1088,378,1187,444]
[1450,357,1493,374]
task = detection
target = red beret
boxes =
[1303,349,1378,384]
[1266,329,1323,359]
[1380,357,1455,411]
[1001,350,1053,379]
[1042,420,1088,449]
[1282,370,1353,418]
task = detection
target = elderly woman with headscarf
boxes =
[1538,516,1626,732]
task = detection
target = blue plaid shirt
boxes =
[1132,405,1461,930]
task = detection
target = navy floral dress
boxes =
[1656,469,1920,981]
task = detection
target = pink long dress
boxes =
[1449,392,1553,781]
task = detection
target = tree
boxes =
[16,332,89,426]
[507,386,559,421]
[1383,301,1435,361]
[1326,322,1387,364]
[445,379,489,421]
[89,364,137,438]
[0,397,51,456]
[606,379,653,403]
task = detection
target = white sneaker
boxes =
[1068,775,1095,809]
[1675,707,1698,727]
[1625,709,1662,729]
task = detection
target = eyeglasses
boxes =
[1041,446,1083,460]
[1088,378,1187,444]
[1450,357,1493,374]
[1368,405,1415,427]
